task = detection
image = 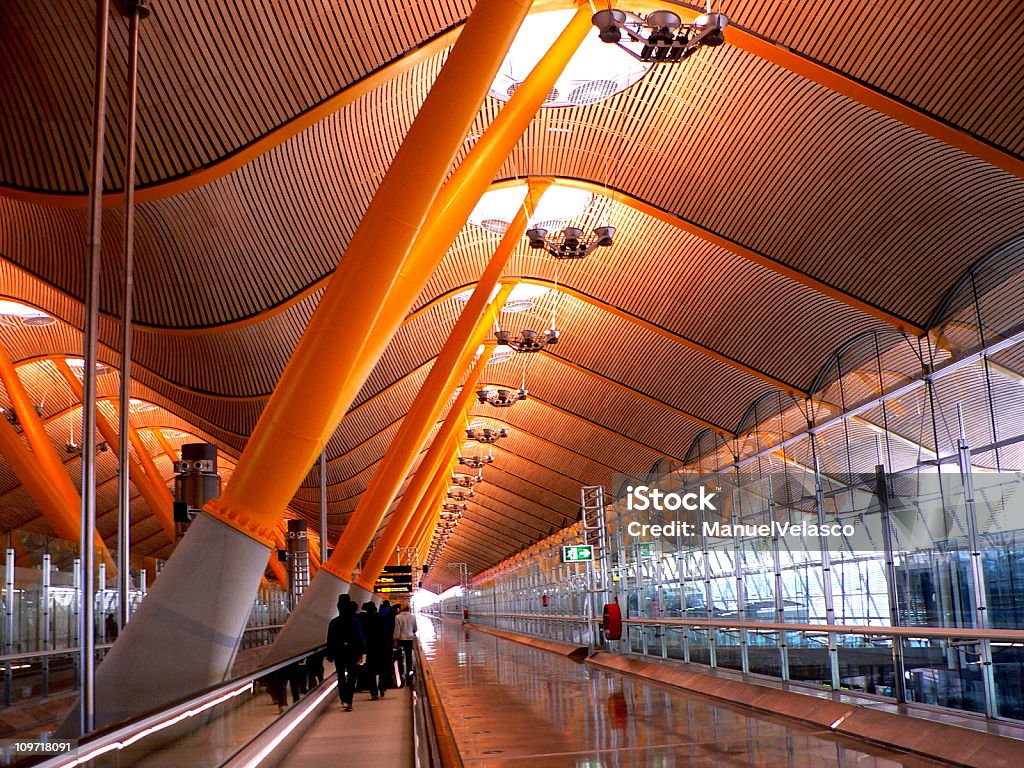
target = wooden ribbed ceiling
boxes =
[1,0,1023,582]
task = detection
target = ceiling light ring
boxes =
[593,8,729,62]
[526,225,615,260]
[466,427,510,443]
[476,388,529,408]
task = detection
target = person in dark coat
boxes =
[357,602,391,699]
[325,596,365,711]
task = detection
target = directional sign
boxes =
[561,545,594,563]
[376,585,413,595]
[382,565,413,574]
[375,576,413,585]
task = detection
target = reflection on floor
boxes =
[419,618,953,768]
[277,684,414,768]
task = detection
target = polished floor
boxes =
[419,618,953,768]
[277,685,414,768]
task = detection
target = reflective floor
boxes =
[418,618,952,768]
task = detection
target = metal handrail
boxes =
[34,645,324,768]
[620,617,1024,642]
[454,610,1024,642]
[0,624,285,665]
[443,611,587,623]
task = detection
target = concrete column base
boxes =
[58,513,270,736]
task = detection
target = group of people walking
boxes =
[324,595,418,711]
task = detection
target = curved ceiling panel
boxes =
[0,0,471,191]
[722,0,1024,155]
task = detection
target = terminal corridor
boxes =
[418,618,948,767]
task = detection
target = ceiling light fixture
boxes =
[465,427,509,444]
[526,224,615,259]
[495,327,559,352]
[592,4,728,62]
[0,300,55,328]
[476,387,528,408]
[441,503,467,515]
[447,488,475,501]
[451,472,482,489]
[458,451,493,470]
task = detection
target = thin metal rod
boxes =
[319,451,328,561]
[81,0,112,736]
[117,4,141,633]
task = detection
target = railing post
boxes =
[4,548,14,706]
[810,432,841,691]
[956,405,997,718]
[769,481,790,681]
[875,464,907,703]
[42,553,51,698]
[698,498,717,668]
[733,461,750,674]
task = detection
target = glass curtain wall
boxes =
[437,243,1024,722]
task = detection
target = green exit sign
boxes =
[562,545,594,563]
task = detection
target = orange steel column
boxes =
[356,352,491,591]
[0,416,80,541]
[0,347,82,516]
[403,448,459,551]
[322,282,511,581]
[321,181,548,580]
[395,8,591,291]
[203,0,537,545]
[323,177,548,581]
[402,461,454,566]
[401,474,450,549]
[125,429,175,537]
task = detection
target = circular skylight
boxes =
[467,185,594,235]
[487,347,515,365]
[489,10,650,108]
[66,357,111,376]
[0,299,55,327]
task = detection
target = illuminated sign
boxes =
[561,545,594,563]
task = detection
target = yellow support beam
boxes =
[321,179,549,581]
[322,281,513,582]
[204,1,589,552]
[203,0,540,547]
[0,344,83,522]
[0,348,111,559]
[356,351,491,591]
[0,416,80,541]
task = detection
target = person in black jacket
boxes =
[357,602,390,699]
[325,596,365,711]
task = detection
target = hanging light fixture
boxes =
[458,451,493,470]
[442,502,467,515]
[451,472,482,489]
[476,387,528,408]
[466,426,509,443]
[448,488,475,501]
[526,225,615,259]
[591,4,728,62]
[494,327,559,352]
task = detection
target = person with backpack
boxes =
[325,595,365,711]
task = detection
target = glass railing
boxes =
[7,646,329,768]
